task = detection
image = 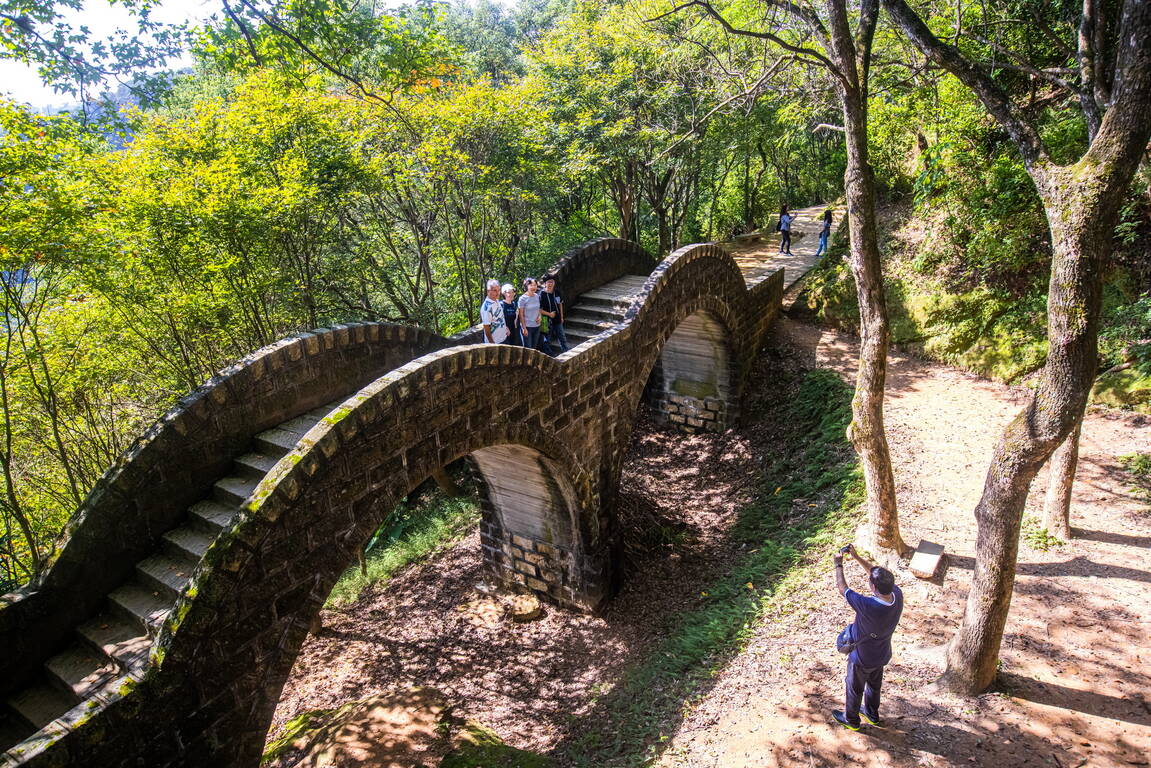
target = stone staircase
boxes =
[562,274,651,349]
[0,404,337,752]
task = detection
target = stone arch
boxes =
[644,307,737,432]
[113,347,599,766]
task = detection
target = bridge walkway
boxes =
[725,203,834,288]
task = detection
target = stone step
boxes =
[189,500,238,534]
[136,554,191,600]
[279,415,321,436]
[562,304,625,323]
[77,613,152,669]
[574,293,636,312]
[161,525,214,563]
[43,644,117,700]
[254,427,301,457]
[6,680,74,731]
[213,475,259,507]
[234,451,279,481]
[108,582,169,634]
[563,315,621,335]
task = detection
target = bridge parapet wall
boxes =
[0,323,448,698]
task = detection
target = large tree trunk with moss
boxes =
[839,89,908,562]
[883,0,1151,695]
[828,0,910,562]
[1042,419,1080,540]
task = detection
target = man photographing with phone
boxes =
[831,544,903,731]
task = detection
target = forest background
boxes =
[1,0,1148,585]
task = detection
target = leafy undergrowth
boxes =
[326,488,481,607]
[556,369,864,767]
[1118,452,1151,505]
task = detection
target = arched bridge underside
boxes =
[0,239,784,767]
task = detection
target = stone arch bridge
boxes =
[0,236,789,766]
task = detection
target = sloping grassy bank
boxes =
[800,201,1149,412]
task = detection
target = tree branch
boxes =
[881,0,1047,167]
[648,0,843,79]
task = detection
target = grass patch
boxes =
[262,707,335,763]
[441,722,555,768]
[326,490,481,607]
[559,369,864,767]
[1021,515,1064,551]
[1118,452,1151,505]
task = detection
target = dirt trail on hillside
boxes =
[656,318,1151,768]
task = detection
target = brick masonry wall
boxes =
[0,322,449,702]
[4,241,783,768]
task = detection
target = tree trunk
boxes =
[838,88,910,563]
[940,171,1122,693]
[1042,416,1081,540]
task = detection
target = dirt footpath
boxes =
[656,318,1151,768]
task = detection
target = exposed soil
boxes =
[270,315,1150,768]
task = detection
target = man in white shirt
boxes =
[480,279,508,344]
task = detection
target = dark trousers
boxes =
[522,325,540,350]
[501,331,520,346]
[844,660,884,724]
[543,321,569,354]
[780,230,792,253]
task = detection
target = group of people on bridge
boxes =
[479,274,569,355]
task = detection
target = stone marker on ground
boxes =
[507,593,543,622]
[909,539,945,579]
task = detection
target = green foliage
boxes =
[1118,453,1151,506]
[1021,515,1064,552]
[0,0,188,98]
[561,370,863,766]
[325,490,480,607]
[196,0,454,101]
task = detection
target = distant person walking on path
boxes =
[517,277,543,350]
[500,283,520,345]
[832,544,903,731]
[815,209,833,257]
[540,275,568,354]
[778,205,794,255]
[480,279,508,344]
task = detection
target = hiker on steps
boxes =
[500,284,520,346]
[832,544,903,731]
[517,277,543,350]
[480,279,509,345]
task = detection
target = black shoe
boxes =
[860,710,884,728]
[832,710,860,731]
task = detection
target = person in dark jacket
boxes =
[500,284,520,345]
[831,544,904,730]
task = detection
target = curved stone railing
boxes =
[1,238,785,768]
[0,323,449,698]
